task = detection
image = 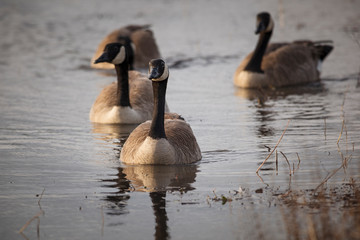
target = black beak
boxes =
[255,22,266,34]
[149,67,161,80]
[94,52,110,64]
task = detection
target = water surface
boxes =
[0,0,360,239]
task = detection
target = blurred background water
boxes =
[0,0,359,239]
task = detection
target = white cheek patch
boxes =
[152,64,169,82]
[317,60,322,72]
[266,17,274,32]
[112,46,126,64]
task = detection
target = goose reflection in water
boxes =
[101,164,198,239]
[91,123,138,143]
[92,112,198,239]
[235,83,327,137]
[235,83,328,171]
[234,82,326,106]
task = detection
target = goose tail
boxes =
[314,40,334,61]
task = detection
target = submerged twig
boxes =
[256,119,291,173]
[313,155,353,193]
[256,172,269,187]
[18,212,43,235]
[276,150,279,174]
[264,145,271,152]
[19,189,45,234]
[293,163,295,174]
[37,188,45,208]
[212,190,218,199]
[324,118,327,141]
[296,152,301,171]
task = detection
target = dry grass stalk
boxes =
[293,163,295,174]
[344,121,348,153]
[19,189,45,234]
[340,88,347,115]
[276,150,279,174]
[280,151,292,176]
[19,232,30,240]
[313,155,352,193]
[296,152,301,171]
[256,172,269,187]
[337,144,345,164]
[337,119,345,145]
[337,138,350,173]
[212,190,218,199]
[18,213,42,236]
[256,119,291,173]
[37,188,45,207]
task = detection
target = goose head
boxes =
[255,12,274,34]
[117,36,135,70]
[148,59,169,82]
[94,43,127,65]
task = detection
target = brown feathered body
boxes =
[234,41,329,88]
[120,118,202,165]
[90,71,168,124]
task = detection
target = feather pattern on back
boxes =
[235,42,322,88]
[90,71,162,124]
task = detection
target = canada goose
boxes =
[91,25,161,70]
[120,59,202,165]
[234,12,333,88]
[89,43,169,124]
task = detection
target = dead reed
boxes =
[19,188,45,237]
[313,155,352,193]
[295,153,301,172]
[276,150,279,174]
[280,151,292,176]
[256,119,291,173]
[279,181,360,240]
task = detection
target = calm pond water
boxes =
[0,0,359,239]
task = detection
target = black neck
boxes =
[114,63,131,107]
[244,31,272,73]
[150,191,169,240]
[149,79,167,139]
[127,46,135,70]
